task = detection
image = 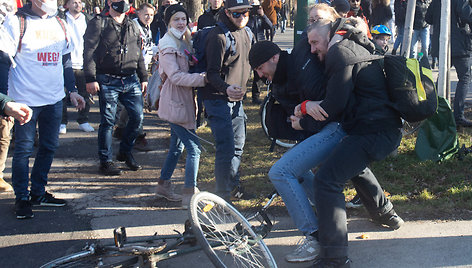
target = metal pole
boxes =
[437,0,450,99]
[400,0,416,57]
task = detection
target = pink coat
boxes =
[157,35,205,130]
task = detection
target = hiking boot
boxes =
[15,199,34,219]
[181,187,199,209]
[113,127,124,140]
[230,185,254,200]
[345,194,363,209]
[373,209,404,230]
[0,178,13,192]
[30,192,67,207]
[116,151,142,171]
[312,257,351,268]
[286,236,320,263]
[156,180,182,201]
[99,161,122,176]
[134,134,152,152]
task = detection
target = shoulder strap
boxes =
[244,26,254,44]
[216,22,236,56]
[345,54,383,66]
[55,16,68,43]
[17,14,26,53]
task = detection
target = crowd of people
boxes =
[0,0,471,266]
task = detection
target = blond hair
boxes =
[307,3,341,22]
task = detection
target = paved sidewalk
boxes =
[0,27,471,268]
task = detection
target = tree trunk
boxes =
[181,0,203,23]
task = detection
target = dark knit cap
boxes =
[249,41,281,69]
[164,4,189,26]
[331,0,351,14]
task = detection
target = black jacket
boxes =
[370,4,393,27]
[394,0,407,26]
[320,19,401,134]
[150,5,167,42]
[246,12,272,42]
[426,0,472,57]
[199,12,252,101]
[83,14,147,83]
[413,0,431,29]
[197,8,222,29]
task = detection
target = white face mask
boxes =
[169,27,185,39]
[35,0,58,16]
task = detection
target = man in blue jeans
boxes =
[84,0,148,175]
[249,40,403,264]
[200,0,253,201]
[1,0,86,219]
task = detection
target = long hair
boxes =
[166,14,193,53]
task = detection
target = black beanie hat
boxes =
[164,4,189,26]
[331,0,350,14]
[249,41,281,69]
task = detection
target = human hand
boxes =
[290,115,303,130]
[86,82,100,95]
[226,85,245,101]
[306,101,328,121]
[294,104,302,117]
[70,92,86,111]
[4,101,32,125]
[141,82,148,95]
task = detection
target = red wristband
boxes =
[301,100,309,115]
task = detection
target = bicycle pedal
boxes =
[114,227,127,248]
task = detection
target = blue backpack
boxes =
[190,22,252,73]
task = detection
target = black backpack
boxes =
[349,54,438,123]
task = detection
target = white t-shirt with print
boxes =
[2,14,71,107]
[66,11,86,69]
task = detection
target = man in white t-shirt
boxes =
[59,0,94,134]
[0,0,85,219]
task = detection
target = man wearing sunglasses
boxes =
[199,0,254,202]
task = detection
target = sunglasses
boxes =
[350,0,361,2]
[231,10,249,18]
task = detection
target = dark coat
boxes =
[370,4,393,27]
[394,0,407,26]
[425,0,472,57]
[246,13,273,42]
[413,0,431,29]
[83,14,148,83]
[197,8,222,29]
[319,19,401,134]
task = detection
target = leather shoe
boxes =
[455,118,472,127]
[117,152,142,171]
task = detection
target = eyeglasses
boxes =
[231,10,249,18]
[350,0,360,2]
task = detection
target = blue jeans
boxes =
[97,74,143,162]
[452,56,472,120]
[269,122,346,236]
[12,101,62,200]
[203,99,246,199]
[393,25,404,52]
[410,27,430,59]
[160,123,201,188]
[314,128,402,259]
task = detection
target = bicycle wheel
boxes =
[189,191,277,268]
[260,95,296,149]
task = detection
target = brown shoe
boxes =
[156,180,182,201]
[134,134,152,151]
[181,187,199,209]
[0,178,13,192]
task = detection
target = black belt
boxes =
[106,74,132,79]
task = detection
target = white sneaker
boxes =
[59,124,67,134]
[78,122,95,132]
[285,236,320,263]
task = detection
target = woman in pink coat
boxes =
[156,4,207,208]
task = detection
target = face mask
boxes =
[169,27,185,39]
[111,0,130,14]
[35,0,57,16]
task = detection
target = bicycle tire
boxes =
[260,95,296,149]
[188,191,277,268]
[40,248,139,268]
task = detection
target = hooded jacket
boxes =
[319,19,401,134]
[199,11,253,101]
[413,0,430,30]
[425,0,472,58]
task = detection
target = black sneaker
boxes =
[116,152,142,171]
[113,127,124,140]
[230,185,254,200]
[15,199,34,219]
[373,209,404,230]
[30,192,66,207]
[313,257,350,268]
[99,161,122,176]
[345,194,363,209]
